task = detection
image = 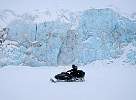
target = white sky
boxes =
[0,0,136,14]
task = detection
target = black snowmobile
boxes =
[50,65,85,83]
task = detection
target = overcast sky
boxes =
[0,0,136,14]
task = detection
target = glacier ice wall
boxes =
[0,8,136,66]
[77,8,136,64]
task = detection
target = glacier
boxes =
[0,8,136,67]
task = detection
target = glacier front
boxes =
[0,8,136,67]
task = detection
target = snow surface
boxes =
[0,61,136,100]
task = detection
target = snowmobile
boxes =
[50,69,85,83]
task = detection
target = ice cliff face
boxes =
[77,8,136,64]
[0,8,136,67]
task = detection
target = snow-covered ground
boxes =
[0,60,136,100]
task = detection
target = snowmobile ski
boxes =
[50,78,57,83]
[50,78,85,83]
